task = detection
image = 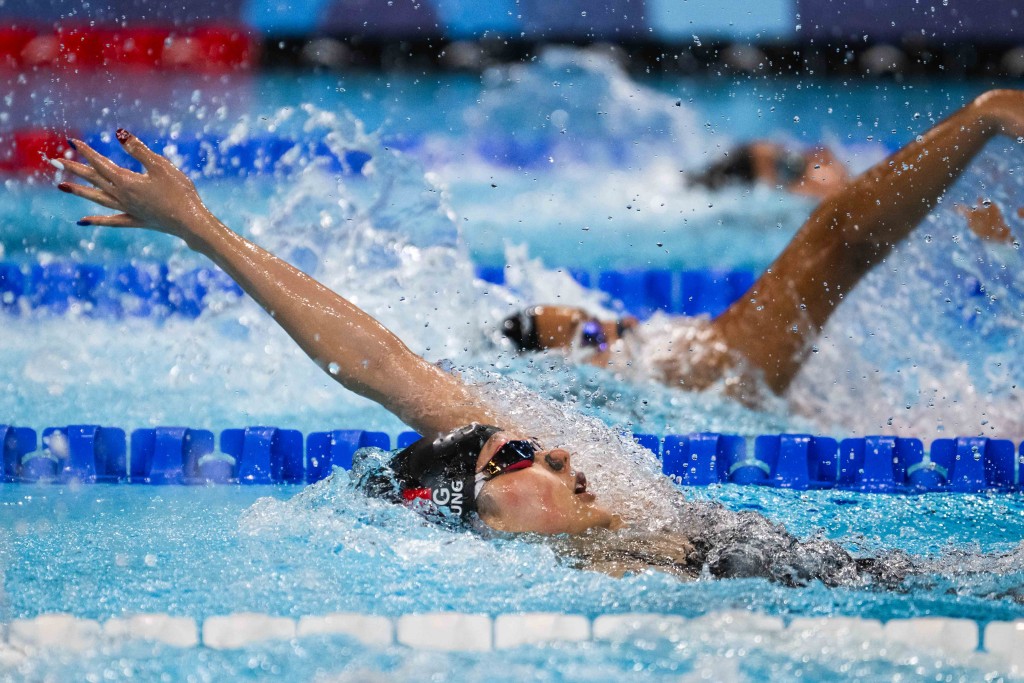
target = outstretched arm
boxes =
[58,130,502,437]
[712,89,1024,395]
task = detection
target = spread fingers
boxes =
[60,158,116,194]
[57,181,125,212]
[68,138,136,184]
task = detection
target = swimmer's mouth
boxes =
[574,470,588,495]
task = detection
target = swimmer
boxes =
[505,89,1024,407]
[55,89,1024,585]
[57,128,619,538]
[686,140,850,199]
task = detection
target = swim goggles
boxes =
[579,320,609,352]
[474,439,537,496]
[579,319,631,352]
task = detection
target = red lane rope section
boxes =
[0,130,74,175]
[0,24,256,175]
[0,24,257,72]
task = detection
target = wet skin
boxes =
[474,431,622,535]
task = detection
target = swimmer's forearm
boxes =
[60,132,502,435]
[183,211,409,391]
[179,211,502,435]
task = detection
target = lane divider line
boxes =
[4,425,1022,493]
[1,611,1019,669]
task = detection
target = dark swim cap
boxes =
[381,423,503,523]
[501,308,542,351]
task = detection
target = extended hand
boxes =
[58,129,211,237]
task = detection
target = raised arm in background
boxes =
[712,89,1024,397]
[58,130,503,437]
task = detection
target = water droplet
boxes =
[328,362,340,375]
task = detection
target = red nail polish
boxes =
[57,182,71,193]
[116,128,129,143]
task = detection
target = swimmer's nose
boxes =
[574,470,587,494]
[549,447,572,468]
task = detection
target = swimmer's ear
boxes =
[115,129,165,174]
[474,487,506,530]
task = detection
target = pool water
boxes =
[2,48,1024,680]
[2,480,1022,680]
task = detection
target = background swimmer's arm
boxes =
[713,89,1024,395]
[58,131,505,438]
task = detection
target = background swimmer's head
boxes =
[501,305,636,354]
[686,143,759,190]
[687,142,848,198]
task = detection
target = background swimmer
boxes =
[504,89,1024,407]
[686,141,850,199]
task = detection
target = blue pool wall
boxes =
[2,424,1021,493]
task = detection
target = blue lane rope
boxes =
[0,260,756,320]
[0,261,244,319]
[2,424,1021,493]
[80,133,377,178]
[66,132,900,177]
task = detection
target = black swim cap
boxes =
[502,308,541,351]
[387,423,503,523]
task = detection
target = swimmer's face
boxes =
[474,432,621,535]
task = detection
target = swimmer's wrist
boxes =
[174,210,226,251]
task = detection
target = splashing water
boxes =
[468,46,709,168]
[787,144,1024,437]
[3,65,1024,618]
